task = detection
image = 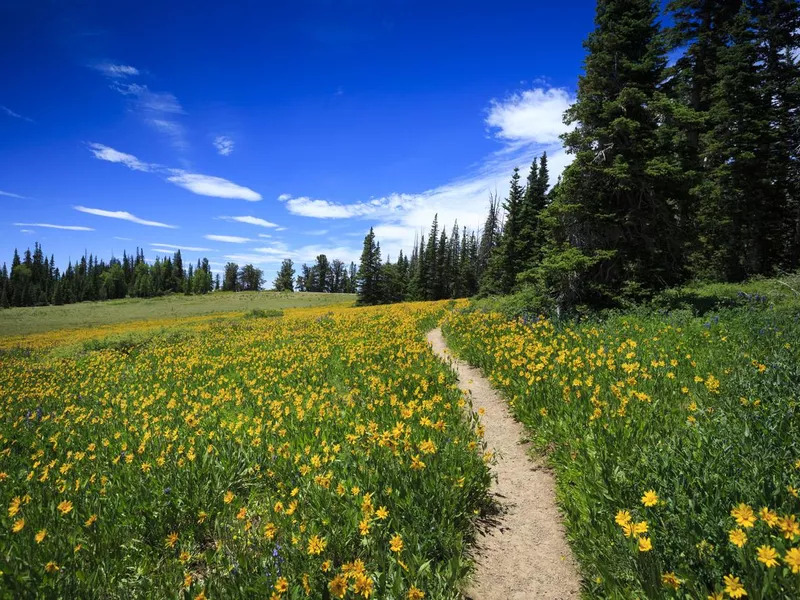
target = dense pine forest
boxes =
[0,244,357,309]
[356,0,800,309]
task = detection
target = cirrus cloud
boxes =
[87,143,262,201]
[74,205,177,228]
[14,222,94,231]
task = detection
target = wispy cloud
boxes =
[305,229,329,236]
[14,222,94,231]
[258,233,272,238]
[0,189,27,199]
[87,143,262,201]
[214,136,235,156]
[167,173,262,201]
[113,236,133,241]
[219,215,277,227]
[87,143,153,171]
[20,229,34,234]
[149,243,214,252]
[1,105,34,123]
[204,234,254,243]
[92,63,139,78]
[74,205,177,228]
[278,86,576,258]
[148,119,188,151]
[92,60,187,150]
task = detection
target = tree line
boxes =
[271,256,358,294]
[2,244,270,309]
[358,0,800,310]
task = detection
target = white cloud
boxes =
[167,172,262,201]
[87,143,262,201]
[14,222,94,231]
[113,236,133,241]
[149,243,214,252]
[214,136,235,156]
[220,215,277,227]
[1,105,34,123]
[305,229,329,236]
[148,119,188,150]
[74,205,177,228]
[112,82,184,114]
[279,85,575,260]
[280,195,391,219]
[258,233,272,238]
[0,189,26,198]
[20,229,34,234]
[88,143,154,171]
[485,87,574,145]
[94,63,139,78]
[204,234,254,243]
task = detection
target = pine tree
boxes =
[273,259,295,292]
[357,228,382,305]
[543,0,683,307]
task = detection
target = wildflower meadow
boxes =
[0,302,491,599]
[443,295,800,599]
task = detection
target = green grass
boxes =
[443,277,800,598]
[0,291,355,337]
[0,301,490,599]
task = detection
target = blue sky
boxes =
[0,0,597,281]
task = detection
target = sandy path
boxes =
[427,328,581,600]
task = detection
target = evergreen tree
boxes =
[223,262,239,292]
[356,228,382,305]
[273,259,295,292]
[543,0,683,308]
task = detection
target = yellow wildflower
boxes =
[641,490,658,507]
[723,574,747,599]
[756,545,779,568]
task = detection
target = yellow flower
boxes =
[223,490,235,504]
[632,521,648,535]
[85,514,97,527]
[730,504,756,528]
[236,507,247,520]
[57,500,73,516]
[759,507,778,527]
[274,501,284,514]
[756,545,779,568]
[410,455,426,470]
[778,514,800,539]
[638,537,652,552]
[11,518,24,533]
[194,591,207,600]
[35,529,46,543]
[197,511,208,524]
[390,533,404,553]
[375,506,389,520]
[723,574,747,598]
[408,587,425,600]
[707,594,724,600]
[8,496,21,517]
[641,490,658,507]
[728,528,747,548]
[353,572,374,597]
[165,531,179,548]
[307,535,327,555]
[785,548,800,573]
[274,577,288,593]
[615,510,632,527]
[328,575,348,598]
[45,561,59,573]
[359,518,371,536]
[661,572,682,590]
[321,560,331,572]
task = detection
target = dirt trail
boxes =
[427,328,581,600]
